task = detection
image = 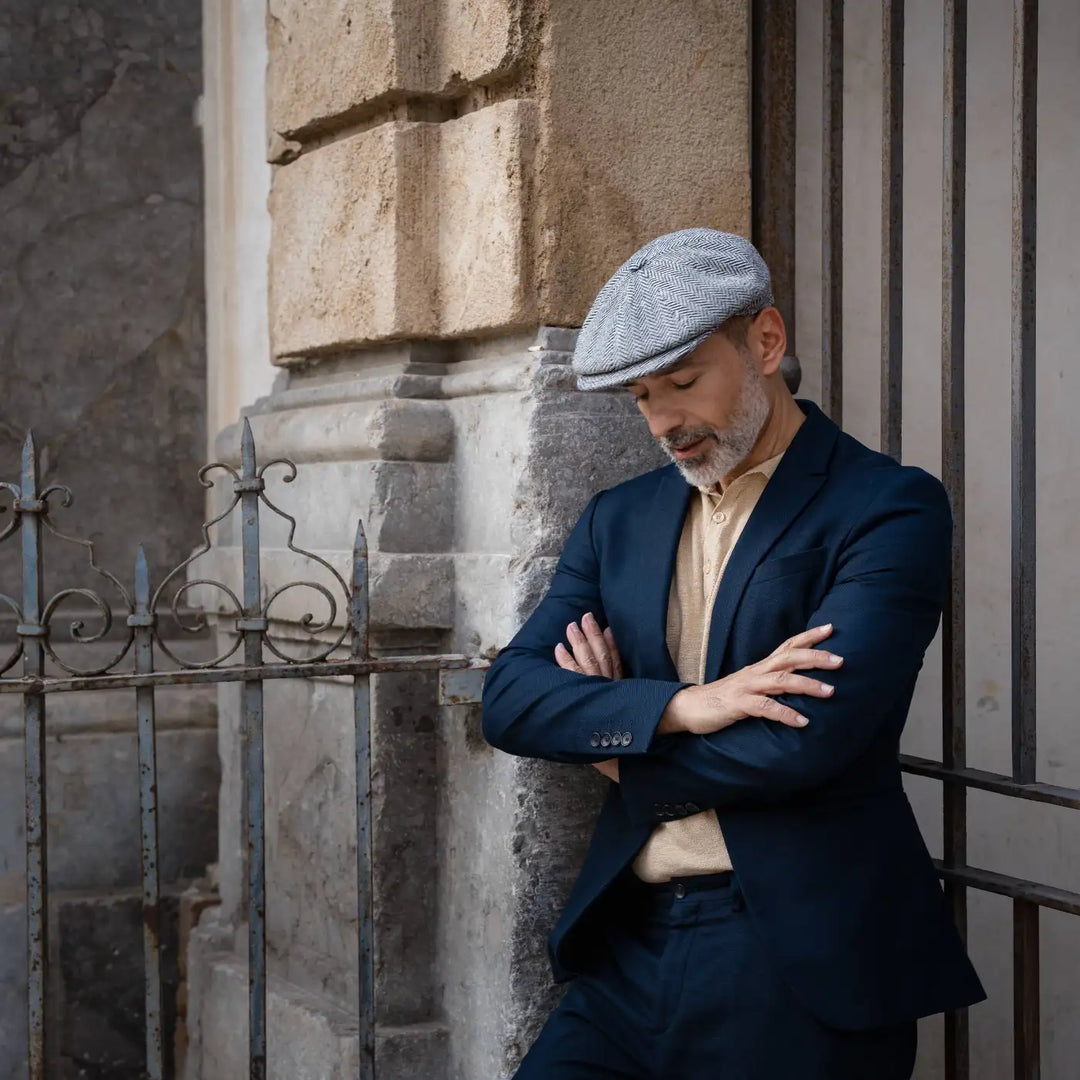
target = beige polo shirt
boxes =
[632,451,785,883]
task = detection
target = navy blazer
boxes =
[482,400,986,1031]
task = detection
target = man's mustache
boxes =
[660,427,718,452]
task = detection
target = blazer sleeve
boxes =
[481,491,688,764]
[618,468,951,824]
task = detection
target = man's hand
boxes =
[554,612,623,680]
[658,624,842,735]
[553,612,623,780]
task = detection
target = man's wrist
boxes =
[657,689,690,735]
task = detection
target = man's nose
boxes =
[645,405,683,441]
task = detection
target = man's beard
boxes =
[658,357,771,489]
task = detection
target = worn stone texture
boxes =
[534,0,751,325]
[55,892,182,1080]
[270,100,535,359]
[436,100,537,337]
[0,726,218,903]
[265,0,748,359]
[266,0,521,138]
[0,0,207,595]
[268,120,437,356]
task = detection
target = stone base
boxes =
[183,914,448,1080]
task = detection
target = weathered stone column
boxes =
[187,2,751,1077]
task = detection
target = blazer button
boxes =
[600,733,612,747]
[621,732,633,746]
[589,732,600,747]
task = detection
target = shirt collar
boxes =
[698,449,786,497]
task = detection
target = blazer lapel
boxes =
[630,464,692,681]
[702,401,839,681]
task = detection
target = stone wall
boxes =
[186,2,751,1078]
[0,2,211,1076]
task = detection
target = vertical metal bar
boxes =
[132,547,163,1079]
[1014,899,1040,1079]
[1010,0,1037,786]
[881,0,904,461]
[18,433,47,1080]
[941,2,970,1075]
[751,0,797,344]
[351,520,375,1080]
[1011,5,1039,1075]
[238,419,267,1080]
[821,0,844,423]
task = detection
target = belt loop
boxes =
[731,874,745,912]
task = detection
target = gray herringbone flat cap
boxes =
[572,228,774,391]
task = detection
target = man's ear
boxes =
[751,307,787,375]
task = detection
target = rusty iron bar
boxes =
[0,654,489,694]
[1014,899,1041,1079]
[751,0,797,350]
[901,756,1080,811]
[351,520,376,1080]
[238,419,269,1080]
[940,0,970,1073]
[132,547,164,1079]
[880,0,904,462]
[935,864,1080,918]
[1011,0,1038,787]
[821,0,844,423]
[17,433,48,1080]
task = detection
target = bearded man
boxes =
[481,229,984,1079]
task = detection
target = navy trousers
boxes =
[515,873,917,1080]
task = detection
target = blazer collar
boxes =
[630,399,838,683]
[702,399,839,679]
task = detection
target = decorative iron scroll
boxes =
[0,419,354,679]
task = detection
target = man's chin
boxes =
[672,458,721,488]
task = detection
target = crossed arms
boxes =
[481,468,951,825]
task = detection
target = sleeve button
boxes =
[600,733,612,747]
[589,732,601,747]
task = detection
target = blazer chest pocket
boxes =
[748,545,828,586]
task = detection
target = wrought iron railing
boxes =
[751,3,1078,1078]
[0,419,485,1080]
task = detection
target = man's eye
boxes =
[672,377,699,390]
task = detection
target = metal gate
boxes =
[752,2,1077,1078]
[0,419,484,1080]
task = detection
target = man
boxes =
[482,229,985,1079]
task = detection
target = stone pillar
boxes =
[188,2,751,1077]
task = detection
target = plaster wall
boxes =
[0,3,215,1076]
[794,2,1080,1076]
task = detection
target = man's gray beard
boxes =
[660,363,772,489]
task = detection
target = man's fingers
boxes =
[554,642,583,674]
[567,620,605,676]
[580,612,614,678]
[757,672,835,699]
[603,626,624,680]
[762,647,843,673]
[781,624,834,651]
[745,693,809,728]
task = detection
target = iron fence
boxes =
[752,2,1076,1078]
[0,419,484,1080]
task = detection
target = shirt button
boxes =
[712,510,727,524]
[703,562,713,576]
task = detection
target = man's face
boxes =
[626,328,771,489]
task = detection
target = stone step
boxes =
[184,927,448,1080]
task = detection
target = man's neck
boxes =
[719,391,805,490]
